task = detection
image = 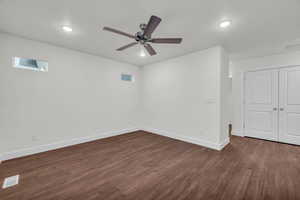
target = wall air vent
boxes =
[13,57,48,72]
[2,175,20,189]
[121,74,134,82]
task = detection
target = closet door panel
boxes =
[244,70,279,141]
[279,66,300,145]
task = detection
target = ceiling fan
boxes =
[103,15,183,56]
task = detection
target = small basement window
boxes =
[13,57,48,72]
[121,74,134,82]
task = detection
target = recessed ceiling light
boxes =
[62,26,73,32]
[219,20,232,29]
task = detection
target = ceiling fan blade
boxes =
[150,38,183,44]
[116,42,138,51]
[144,43,157,56]
[143,15,162,38]
[103,27,135,39]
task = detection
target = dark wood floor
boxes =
[1,131,300,200]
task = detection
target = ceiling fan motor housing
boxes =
[135,31,149,43]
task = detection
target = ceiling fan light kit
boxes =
[103,15,183,56]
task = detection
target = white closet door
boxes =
[279,66,300,145]
[244,70,279,141]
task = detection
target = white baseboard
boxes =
[0,128,139,162]
[142,127,229,151]
[232,129,244,137]
[0,127,231,162]
[219,137,230,150]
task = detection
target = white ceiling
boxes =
[1,0,300,66]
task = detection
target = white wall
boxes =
[0,33,140,157]
[141,46,230,149]
[0,33,231,160]
[231,51,300,136]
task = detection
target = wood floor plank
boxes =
[1,131,300,200]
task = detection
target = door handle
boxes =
[280,108,284,111]
[273,108,278,111]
